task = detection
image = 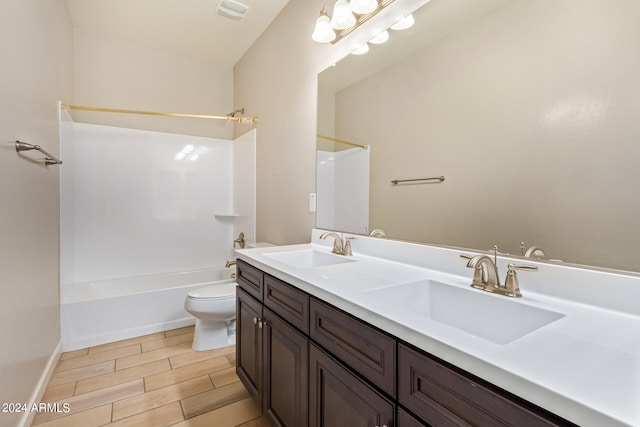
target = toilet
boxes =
[184,282,237,351]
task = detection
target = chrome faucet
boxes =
[521,242,546,258]
[465,255,501,291]
[461,246,538,297]
[369,228,386,237]
[320,231,355,256]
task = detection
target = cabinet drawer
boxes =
[309,343,394,427]
[264,274,309,334]
[397,407,427,427]
[398,344,574,427]
[236,259,264,300]
[310,298,396,397]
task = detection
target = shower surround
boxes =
[59,121,255,349]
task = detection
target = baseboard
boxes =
[18,340,62,427]
[61,317,196,352]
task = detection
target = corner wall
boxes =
[234,0,428,245]
[233,0,352,245]
[0,1,73,425]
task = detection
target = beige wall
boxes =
[0,0,72,424]
[72,30,234,139]
[233,0,375,244]
[333,0,640,271]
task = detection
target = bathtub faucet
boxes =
[225,260,237,279]
[234,232,245,249]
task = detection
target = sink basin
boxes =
[264,249,356,268]
[364,280,564,344]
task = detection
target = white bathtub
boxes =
[60,268,236,351]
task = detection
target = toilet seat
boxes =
[188,282,237,300]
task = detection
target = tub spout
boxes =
[225,260,237,279]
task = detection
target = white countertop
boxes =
[235,233,640,427]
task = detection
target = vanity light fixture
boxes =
[312,0,396,44]
[331,0,357,30]
[349,0,378,15]
[369,29,389,44]
[390,13,414,30]
[312,7,337,43]
[351,42,370,55]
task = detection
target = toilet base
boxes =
[192,318,236,351]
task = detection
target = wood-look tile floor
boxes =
[32,326,271,427]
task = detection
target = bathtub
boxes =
[60,267,236,351]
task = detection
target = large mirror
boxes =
[317,0,640,273]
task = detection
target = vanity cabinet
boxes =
[236,259,575,427]
[236,260,309,427]
[310,298,396,397]
[398,344,575,427]
[309,343,395,427]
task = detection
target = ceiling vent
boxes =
[216,0,249,20]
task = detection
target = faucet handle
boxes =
[460,254,486,289]
[503,263,538,297]
[343,237,356,256]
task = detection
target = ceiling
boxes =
[65,0,291,67]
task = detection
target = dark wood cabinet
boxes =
[309,343,395,427]
[237,259,575,427]
[236,259,264,300]
[264,275,309,334]
[398,343,576,427]
[263,307,308,427]
[236,287,263,403]
[236,261,309,427]
[310,298,396,397]
[397,408,428,427]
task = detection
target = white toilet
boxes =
[184,282,237,351]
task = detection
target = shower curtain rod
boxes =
[317,134,368,150]
[60,104,258,124]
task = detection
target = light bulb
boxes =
[369,30,389,44]
[351,43,369,55]
[312,11,336,43]
[390,14,414,30]
[350,0,378,15]
[331,0,357,30]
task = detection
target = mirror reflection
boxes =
[317,0,640,272]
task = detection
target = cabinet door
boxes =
[310,343,394,427]
[310,298,396,397]
[263,308,309,427]
[236,288,263,405]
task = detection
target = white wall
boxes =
[0,1,72,425]
[317,148,369,233]
[316,151,337,229]
[60,122,235,286]
[233,129,257,247]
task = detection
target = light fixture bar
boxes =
[331,0,396,44]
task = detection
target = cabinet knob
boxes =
[258,319,268,329]
[253,317,258,325]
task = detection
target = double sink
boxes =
[264,248,564,345]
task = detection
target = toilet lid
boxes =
[188,282,237,299]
